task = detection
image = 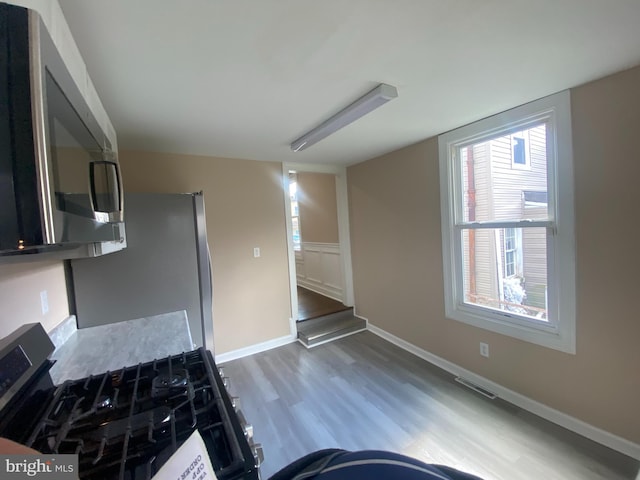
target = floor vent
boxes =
[454,377,497,400]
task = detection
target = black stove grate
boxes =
[25,349,250,480]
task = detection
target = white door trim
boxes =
[282,162,355,336]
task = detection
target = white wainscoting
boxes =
[296,242,343,301]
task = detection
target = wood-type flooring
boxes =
[297,286,350,321]
[221,331,638,480]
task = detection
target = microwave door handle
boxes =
[88,160,99,214]
[114,162,124,221]
[89,160,123,222]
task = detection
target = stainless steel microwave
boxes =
[0,3,125,260]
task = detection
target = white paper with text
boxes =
[152,430,217,480]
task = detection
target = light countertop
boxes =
[48,310,194,384]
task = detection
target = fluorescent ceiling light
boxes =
[291,83,398,152]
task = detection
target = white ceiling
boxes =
[58,0,640,166]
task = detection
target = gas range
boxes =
[0,323,262,480]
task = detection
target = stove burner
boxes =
[12,349,257,480]
[151,369,189,399]
[96,395,112,410]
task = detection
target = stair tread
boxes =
[297,309,355,333]
[297,311,366,346]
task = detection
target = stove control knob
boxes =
[231,396,241,411]
[252,443,264,467]
[237,409,252,439]
[218,367,225,377]
[222,376,230,389]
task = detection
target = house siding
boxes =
[463,125,548,311]
[462,143,497,304]
[522,205,548,309]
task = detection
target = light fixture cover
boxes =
[291,83,398,152]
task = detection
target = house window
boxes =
[511,132,531,168]
[503,227,517,277]
[513,137,526,165]
[289,171,301,251]
[438,91,576,353]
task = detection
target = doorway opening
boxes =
[287,169,350,322]
[284,164,362,346]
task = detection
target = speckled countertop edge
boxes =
[48,310,193,384]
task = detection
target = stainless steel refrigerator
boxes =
[69,192,214,352]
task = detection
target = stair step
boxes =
[297,309,366,347]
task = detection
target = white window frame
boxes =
[438,91,576,354]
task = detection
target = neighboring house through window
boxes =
[438,91,576,353]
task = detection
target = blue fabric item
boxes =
[268,450,483,480]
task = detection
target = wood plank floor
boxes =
[221,331,638,480]
[297,286,350,321]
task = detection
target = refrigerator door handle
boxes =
[193,192,215,354]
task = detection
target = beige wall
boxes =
[119,150,292,354]
[347,65,640,444]
[0,261,69,338]
[297,172,339,244]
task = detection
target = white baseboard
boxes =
[367,323,640,461]
[215,334,297,364]
[353,309,369,325]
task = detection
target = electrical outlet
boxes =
[40,290,49,315]
[480,342,489,358]
[253,247,260,258]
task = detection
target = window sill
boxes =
[445,303,576,354]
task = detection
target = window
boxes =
[438,91,576,353]
[513,137,526,164]
[503,227,517,277]
[289,171,301,251]
[511,131,530,168]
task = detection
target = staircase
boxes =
[296,308,366,348]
